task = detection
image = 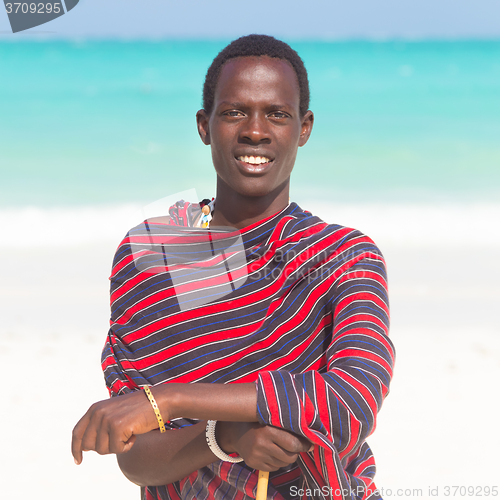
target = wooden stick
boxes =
[256,470,269,500]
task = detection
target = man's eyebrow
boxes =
[267,103,293,110]
[217,101,246,108]
[217,101,294,109]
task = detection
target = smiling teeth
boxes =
[238,155,271,165]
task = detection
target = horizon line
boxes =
[1,34,500,43]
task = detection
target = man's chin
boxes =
[235,179,291,201]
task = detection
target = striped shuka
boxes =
[101,202,395,500]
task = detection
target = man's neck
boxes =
[210,180,290,230]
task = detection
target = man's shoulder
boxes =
[287,207,384,262]
[288,205,380,246]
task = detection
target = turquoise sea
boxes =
[0,39,499,209]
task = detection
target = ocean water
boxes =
[0,40,499,246]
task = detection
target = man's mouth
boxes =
[236,155,273,165]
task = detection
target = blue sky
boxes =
[1,0,500,39]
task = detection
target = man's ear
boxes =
[196,109,211,145]
[298,110,314,147]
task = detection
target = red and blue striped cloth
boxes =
[101,202,395,500]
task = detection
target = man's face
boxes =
[197,56,313,199]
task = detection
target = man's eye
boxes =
[224,111,244,117]
[270,111,288,119]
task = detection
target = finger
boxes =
[80,407,104,454]
[109,420,135,455]
[71,412,92,465]
[121,434,137,454]
[258,461,282,472]
[95,419,111,455]
[268,427,312,454]
[250,440,300,468]
[267,445,300,466]
[279,436,314,453]
[267,454,298,468]
[246,450,297,470]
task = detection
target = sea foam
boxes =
[1,202,499,249]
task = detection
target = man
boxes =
[72,34,394,500]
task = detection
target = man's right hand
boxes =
[217,421,314,472]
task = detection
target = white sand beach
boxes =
[1,202,499,499]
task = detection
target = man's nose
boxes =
[239,114,271,144]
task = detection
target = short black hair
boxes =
[203,34,310,117]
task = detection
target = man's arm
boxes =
[72,382,258,465]
[116,421,212,487]
[72,382,313,485]
[117,420,313,487]
[255,254,394,456]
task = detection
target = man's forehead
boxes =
[215,56,300,101]
[220,55,295,77]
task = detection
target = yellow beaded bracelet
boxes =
[143,386,166,433]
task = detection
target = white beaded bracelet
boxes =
[205,420,244,463]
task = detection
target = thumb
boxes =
[121,434,137,454]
